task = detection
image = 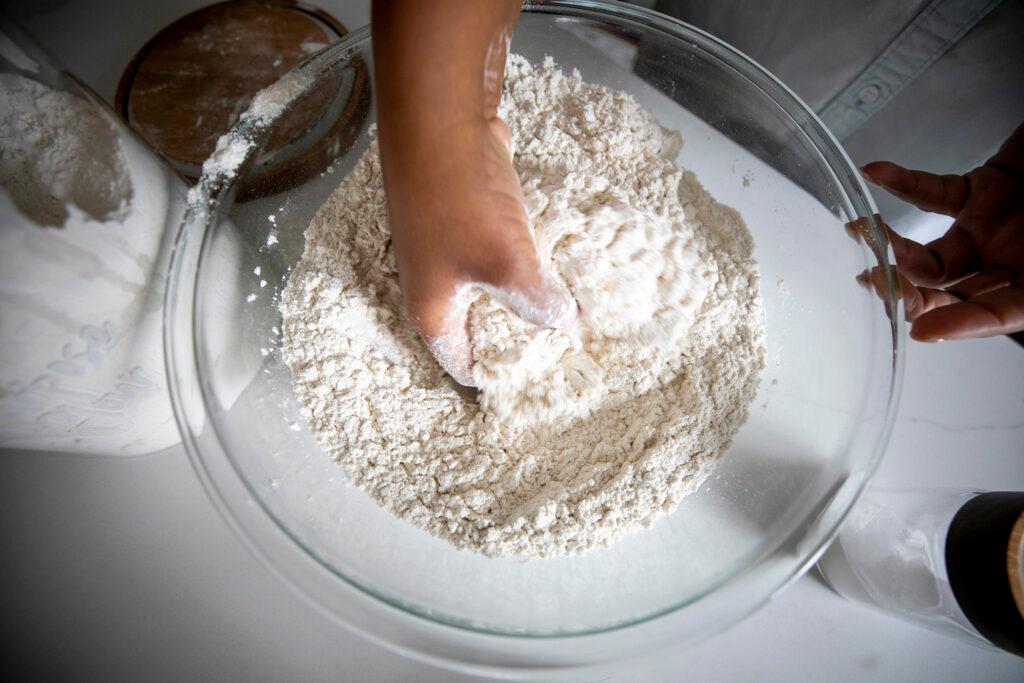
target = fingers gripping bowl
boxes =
[165,0,903,673]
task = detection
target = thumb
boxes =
[405,284,475,386]
[483,264,578,330]
[425,315,474,387]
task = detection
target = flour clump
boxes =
[280,56,765,558]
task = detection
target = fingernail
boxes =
[858,166,877,185]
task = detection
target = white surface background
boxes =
[2,1,1023,680]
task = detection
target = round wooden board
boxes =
[116,0,352,180]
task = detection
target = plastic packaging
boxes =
[819,487,1024,655]
[0,20,187,456]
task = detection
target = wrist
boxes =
[378,115,487,203]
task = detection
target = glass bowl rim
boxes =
[164,0,905,657]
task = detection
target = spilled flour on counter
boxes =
[280,56,765,557]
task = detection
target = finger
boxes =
[843,215,885,261]
[483,264,578,330]
[407,285,475,386]
[860,161,968,217]
[843,217,870,244]
[843,217,968,288]
[887,223,981,287]
[858,266,960,321]
[425,324,474,387]
[910,283,1024,341]
[945,268,1016,300]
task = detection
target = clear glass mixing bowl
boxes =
[165,0,903,673]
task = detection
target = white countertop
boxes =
[4,337,1022,681]
[3,1,1024,680]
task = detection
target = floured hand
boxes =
[372,0,576,385]
[383,116,575,385]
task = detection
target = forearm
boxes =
[368,2,573,383]
[371,0,520,141]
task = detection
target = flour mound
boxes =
[0,73,131,226]
[280,56,765,558]
[471,181,710,426]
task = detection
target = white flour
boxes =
[0,73,131,226]
[281,56,765,557]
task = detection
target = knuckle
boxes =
[933,225,978,279]
[939,175,961,204]
[477,250,538,290]
[972,299,1009,327]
